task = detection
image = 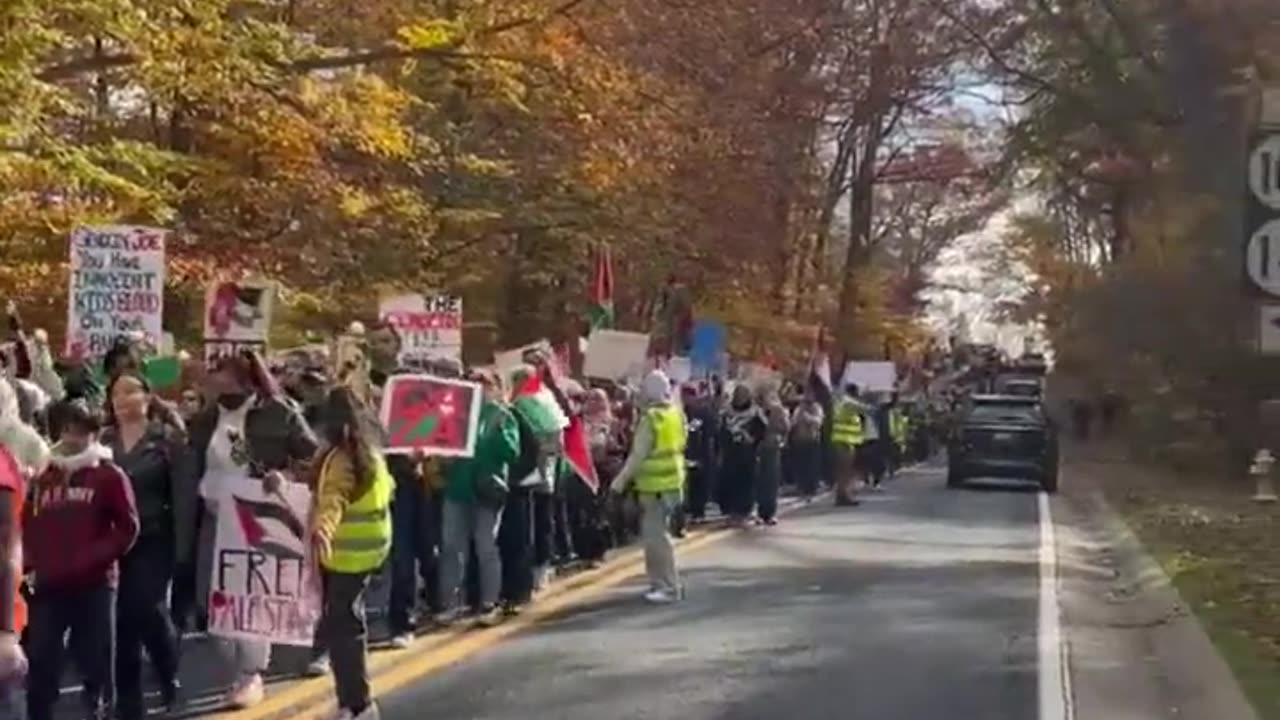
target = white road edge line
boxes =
[1038,492,1074,720]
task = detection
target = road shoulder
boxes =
[1056,462,1259,720]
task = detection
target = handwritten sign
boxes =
[379,374,482,457]
[208,476,320,647]
[583,330,650,381]
[839,361,897,393]
[379,294,462,365]
[65,226,166,360]
[204,281,275,362]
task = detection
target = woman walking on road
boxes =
[102,371,196,719]
[309,386,394,720]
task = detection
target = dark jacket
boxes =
[25,444,139,591]
[101,422,198,565]
[187,394,319,480]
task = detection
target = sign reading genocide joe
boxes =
[65,225,166,359]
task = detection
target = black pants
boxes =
[532,492,559,568]
[27,582,114,720]
[498,489,534,605]
[389,481,440,633]
[792,441,822,497]
[566,476,608,563]
[686,465,710,520]
[116,533,179,720]
[320,571,372,713]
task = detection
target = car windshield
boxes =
[967,404,1041,424]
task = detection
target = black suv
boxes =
[947,395,1059,492]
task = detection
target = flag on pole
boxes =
[586,243,614,331]
[808,325,833,405]
[562,416,599,493]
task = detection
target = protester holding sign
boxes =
[24,400,139,720]
[437,370,519,627]
[309,387,394,720]
[188,352,318,710]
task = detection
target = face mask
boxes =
[217,393,249,411]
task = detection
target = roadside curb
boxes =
[217,490,828,720]
[1055,464,1260,720]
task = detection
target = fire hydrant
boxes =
[1250,449,1277,503]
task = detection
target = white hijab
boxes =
[0,377,50,478]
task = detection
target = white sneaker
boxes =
[225,673,265,709]
[389,632,414,650]
[532,565,552,592]
[354,702,381,720]
[305,654,331,677]
[643,588,678,604]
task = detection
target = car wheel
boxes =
[946,468,964,488]
[1042,464,1059,494]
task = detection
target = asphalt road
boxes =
[377,465,1046,720]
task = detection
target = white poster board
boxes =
[583,330,650,381]
[494,339,553,379]
[839,361,897,393]
[65,225,166,360]
[665,356,693,385]
[379,294,463,365]
[207,477,320,647]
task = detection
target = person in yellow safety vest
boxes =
[611,369,687,604]
[830,382,867,507]
[308,387,395,720]
[889,396,909,477]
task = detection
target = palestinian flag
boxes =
[562,416,599,493]
[232,495,307,560]
[586,242,614,331]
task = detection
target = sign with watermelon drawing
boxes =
[379,374,483,457]
[207,476,320,646]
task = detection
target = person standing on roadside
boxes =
[25,400,139,720]
[757,392,790,525]
[830,383,866,506]
[309,387,394,720]
[0,445,28,719]
[789,392,825,502]
[436,370,519,627]
[102,370,196,719]
[717,385,765,526]
[611,370,687,604]
[366,322,434,647]
[188,352,318,709]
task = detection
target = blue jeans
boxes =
[388,480,439,634]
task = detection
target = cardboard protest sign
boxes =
[665,356,693,384]
[379,374,482,457]
[65,225,166,360]
[204,281,275,361]
[583,330,650,381]
[379,294,462,366]
[494,340,552,378]
[207,477,320,647]
[839,361,897,393]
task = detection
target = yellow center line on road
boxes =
[214,523,742,720]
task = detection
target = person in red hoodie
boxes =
[0,444,27,718]
[24,399,139,720]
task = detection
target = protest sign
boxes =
[494,340,551,375]
[665,356,693,384]
[65,225,166,360]
[204,281,275,361]
[207,477,320,647]
[583,330,650,381]
[689,320,726,376]
[839,361,897,393]
[379,294,463,365]
[379,374,482,457]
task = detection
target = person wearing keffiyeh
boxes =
[717,385,766,527]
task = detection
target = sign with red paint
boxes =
[379,374,483,457]
[207,475,320,647]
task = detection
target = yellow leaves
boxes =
[397,19,463,50]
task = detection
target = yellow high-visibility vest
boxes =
[635,405,687,494]
[831,400,865,448]
[891,408,909,447]
[325,453,394,573]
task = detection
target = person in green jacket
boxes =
[435,370,520,627]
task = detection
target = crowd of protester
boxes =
[0,305,936,720]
